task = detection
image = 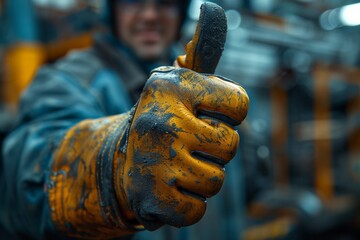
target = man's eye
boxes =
[119,0,144,4]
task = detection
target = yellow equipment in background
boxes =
[2,34,93,105]
[0,0,97,106]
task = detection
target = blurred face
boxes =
[115,0,181,61]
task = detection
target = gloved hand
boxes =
[50,66,249,239]
[116,66,249,230]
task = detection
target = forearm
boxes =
[49,113,143,239]
[1,122,69,239]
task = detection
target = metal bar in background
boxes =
[313,63,333,201]
[271,81,289,186]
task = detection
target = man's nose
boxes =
[141,2,159,19]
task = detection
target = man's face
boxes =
[115,0,181,61]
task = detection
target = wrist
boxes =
[113,130,142,227]
[49,114,143,239]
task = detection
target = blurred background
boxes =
[0,0,360,239]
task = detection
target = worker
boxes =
[0,0,249,239]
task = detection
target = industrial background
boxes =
[1,0,360,239]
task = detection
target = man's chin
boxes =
[134,46,167,62]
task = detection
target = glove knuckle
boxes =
[235,87,250,122]
[206,175,224,197]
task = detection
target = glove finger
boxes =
[168,150,225,199]
[128,170,206,229]
[174,69,249,126]
[147,68,249,128]
[150,100,239,163]
[175,117,239,164]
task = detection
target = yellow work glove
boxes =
[119,66,249,229]
[49,67,249,239]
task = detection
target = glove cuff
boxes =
[49,114,143,239]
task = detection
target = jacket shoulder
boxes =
[53,48,105,86]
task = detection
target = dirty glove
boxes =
[49,67,249,239]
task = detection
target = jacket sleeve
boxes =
[0,61,128,239]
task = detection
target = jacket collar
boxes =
[93,33,181,101]
[93,33,148,100]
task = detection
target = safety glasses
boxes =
[116,0,180,16]
[117,0,179,5]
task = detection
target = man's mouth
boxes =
[135,27,162,42]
